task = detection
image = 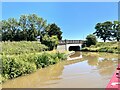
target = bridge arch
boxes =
[57,40,84,51]
[69,46,80,51]
[66,44,82,51]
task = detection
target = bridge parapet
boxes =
[59,40,84,45]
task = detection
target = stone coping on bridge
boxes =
[59,40,84,45]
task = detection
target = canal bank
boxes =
[1,50,75,84]
[81,42,119,54]
[2,52,118,88]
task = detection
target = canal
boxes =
[2,52,118,88]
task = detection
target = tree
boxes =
[19,15,28,41]
[86,34,97,47]
[94,21,113,42]
[2,18,18,41]
[1,14,48,41]
[14,29,21,41]
[1,14,62,42]
[19,14,47,41]
[41,35,58,50]
[112,21,120,41]
[50,35,59,49]
[1,20,8,41]
[46,23,62,40]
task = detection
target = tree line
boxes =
[85,21,120,47]
[1,14,63,50]
[94,21,120,42]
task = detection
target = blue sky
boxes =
[2,2,118,40]
[1,0,120,2]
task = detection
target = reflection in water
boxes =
[97,59,116,76]
[70,52,81,58]
[87,55,98,66]
[2,62,65,88]
[2,52,118,88]
[84,52,118,76]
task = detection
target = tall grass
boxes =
[1,52,67,83]
[1,41,67,83]
[1,41,48,55]
[82,42,119,54]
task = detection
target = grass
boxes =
[1,41,68,83]
[1,41,48,55]
[82,42,120,54]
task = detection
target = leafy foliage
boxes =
[47,23,62,40]
[82,42,119,54]
[94,21,120,42]
[41,35,59,50]
[86,34,97,47]
[112,21,120,41]
[1,14,62,42]
[2,52,67,83]
[1,41,67,83]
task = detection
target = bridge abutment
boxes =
[57,40,84,51]
[57,44,82,51]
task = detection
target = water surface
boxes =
[2,52,118,88]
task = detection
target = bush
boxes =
[86,34,97,47]
[107,49,114,53]
[57,52,67,60]
[82,42,119,54]
[41,35,58,50]
[2,52,67,82]
[1,41,67,83]
[98,47,108,52]
[2,55,37,79]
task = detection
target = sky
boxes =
[2,2,118,40]
[1,0,120,2]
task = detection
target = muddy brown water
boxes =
[2,52,118,88]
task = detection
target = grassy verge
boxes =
[0,41,68,83]
[1,52,67,83]
[1,41,48,55]
[81,42,120,54]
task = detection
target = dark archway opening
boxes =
[69,46,80,51]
